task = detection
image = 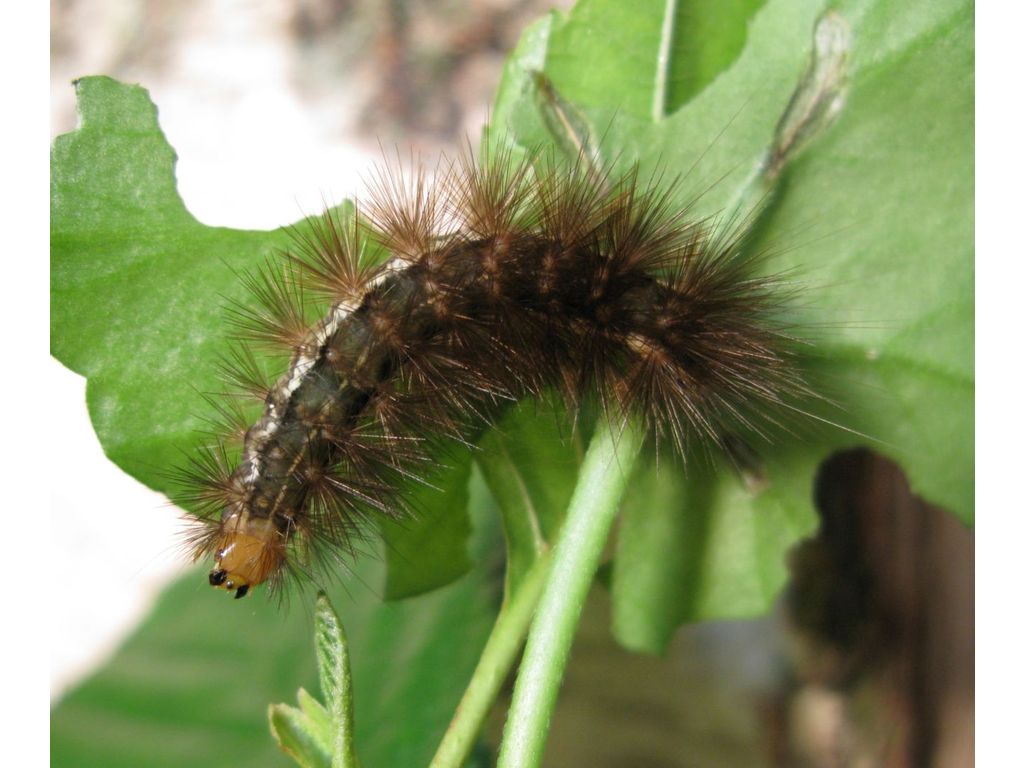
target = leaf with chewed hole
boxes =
[51,75,475,595]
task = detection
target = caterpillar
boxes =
[180,144,811,599]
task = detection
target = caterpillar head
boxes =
[208,528,284,599]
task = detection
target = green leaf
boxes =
[543,0,675,120]
[661,0,768,113]
[269,703,333,768]
[475,399,583,599]
[379,444,475,600]
[50,75,474,592]
[52,78,266,480]
[613,451,815,651]
[542,0,767,121]
[761,0,975,521]
[296,688,333,749]
[312,595,359,768]
[490,12,557,133]
[267,688,336,767]
[486,0,973,651]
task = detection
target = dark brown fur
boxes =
[181,149,810,592]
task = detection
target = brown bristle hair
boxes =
[180,145,812,597]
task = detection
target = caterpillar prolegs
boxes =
[181,147,810,598]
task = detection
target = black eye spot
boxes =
[234,585,250,599]
[209,569,227,586]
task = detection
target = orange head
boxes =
[208,530,284,599]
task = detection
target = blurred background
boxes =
[50,1,974,766]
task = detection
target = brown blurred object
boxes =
[289,0,572,146]
[777,448,974,768]
[51,0,571,151]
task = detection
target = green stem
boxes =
[429,551,553,768]
[497,417,644,768]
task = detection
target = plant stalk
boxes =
[497,416,644,768]
[429,551,554,768]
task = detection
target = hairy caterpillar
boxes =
[180,145,812,599]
